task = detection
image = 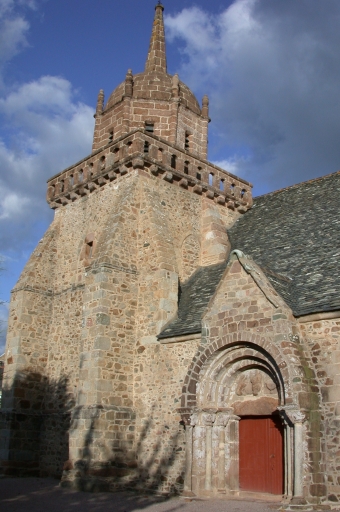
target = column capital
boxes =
[215,409,234,426]
[278,405,305,424]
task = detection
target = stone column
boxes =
[191,410,216,495]
[215,410,233,493]
[293,420,304,498]
[201,411,216,492]
[179,408,195,496]
[205,426,212,490]
[279,414,293,499]
[227,414,241,493]
[279,406,305,500]
[184,425,194,492]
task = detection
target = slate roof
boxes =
[158,171,340,340]
[157,261,228,340]
[228,171,340,317]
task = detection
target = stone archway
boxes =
[179,341,305,501]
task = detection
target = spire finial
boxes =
[145,3,167,74]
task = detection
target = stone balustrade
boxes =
[47,130,253,212]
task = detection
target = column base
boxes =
[181,490,197,497]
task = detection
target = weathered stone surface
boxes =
[0,4,339,509]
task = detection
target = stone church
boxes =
[1,3,340,508]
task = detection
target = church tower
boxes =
[1,4,252,491]
[92,2,210,160]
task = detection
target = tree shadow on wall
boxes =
[68,403,185,497]
[1,371,186,503]
[0,370,75,478]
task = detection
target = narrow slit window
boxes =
[220,179,225,191]
[145,122,154,133]
[241,189,246,198]
[209,172,214,186]
[60,180,64,193]
[69,174,74,187]
[171,154,177,169]
[114,148,119,162]
[100,156,106,169]
[196,172,201,181]
[158,148,163,161]
[184,161,189,175]
[78,169,84,183]
[86,241,93,259]
[230,183,235,195]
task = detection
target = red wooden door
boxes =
[239,416,284,494]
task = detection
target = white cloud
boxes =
[0,0,31,84]
[165,0,340,193]
[213,157,248,180]
[0,191,30,219]
[0,75,94,251]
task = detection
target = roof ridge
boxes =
[254,170,340,200]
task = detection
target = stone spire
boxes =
[145,3,167,74]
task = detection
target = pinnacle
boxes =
[145,3,167,74]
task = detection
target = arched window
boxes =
[209,172,214,186]
[220,178,225,191]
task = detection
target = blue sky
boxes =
[1,0,340,352]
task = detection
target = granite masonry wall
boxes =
[299,316,340,504]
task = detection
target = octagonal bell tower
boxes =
[92,3,210,160]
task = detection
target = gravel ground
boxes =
[0,478,283,512]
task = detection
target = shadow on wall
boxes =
[0,372,185,496]
[0,371,74,478]
[67,403,184,495]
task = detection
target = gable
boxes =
[228,171,340,316]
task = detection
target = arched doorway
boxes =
[180,341,305,500]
